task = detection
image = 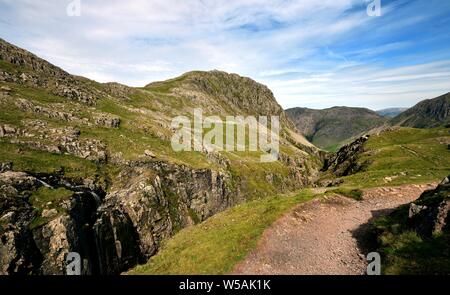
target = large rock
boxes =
[407,175,450,237]
[322,135,370,176]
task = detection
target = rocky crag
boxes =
[0,39,321,274]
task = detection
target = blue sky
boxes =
[0,0,450,110]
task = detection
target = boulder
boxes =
[407,175,450,237]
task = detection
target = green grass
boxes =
[144,74,188,93]
[0,140,99,179]
[128,189,318,275]
[323,143,342,153]
[29,187,73,210]
[28,186,74,229]
[341,127,450,188]
[373,206,450,275]
[326,187,363,201]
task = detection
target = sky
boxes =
[0,0,450,110]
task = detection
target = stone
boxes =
[408,203,427,219]
[0,162,12,172]
[41,209,58,219]
[144,150,156,158]
[406,175,450,237]
[0,86,11,92]
[93,113,121,128]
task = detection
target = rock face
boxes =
[322,135,370,177]
[0,171,102,275]
[0,121,108,162]
[407,176,450,237]
[93,162,233,274]
[0,161,234,275]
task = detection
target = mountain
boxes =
[376,107,408,118]
[285,106,387,151]
[390,93,450,128]
[0,38,321,274]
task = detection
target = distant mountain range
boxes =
[376,108,409,118]
[287,94,450,151]
[285,107,387,151]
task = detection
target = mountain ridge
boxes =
[390,92,450,128]
[0,38,321,275]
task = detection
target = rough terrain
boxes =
[233,183,437,275]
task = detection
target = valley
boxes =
[0,38,449,275]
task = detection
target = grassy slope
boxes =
[0,59,317,200]
[373,206,450,275]
[128,189,318,274]
[332,127,450,274]
[340,127,450,188]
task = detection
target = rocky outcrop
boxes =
[1,121,107,162]
[407,176,450,237]
[15,98,120,128]
[103,82,135,101]
[0,160,235,275]
[322,135,370,177]
[0,38,99,105]
[94,162,234,274]
[0,171,104,275]
[93,113,121,128]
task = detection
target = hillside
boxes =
[372,176,450,274]
[285,107,387,151]
[0,38,322,275]
[321,127,450,188]
[376,108,408,118]
[391,93,450,128]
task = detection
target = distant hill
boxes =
[285,107,387,151]
[391,93,450,128]
[376,108,408,118]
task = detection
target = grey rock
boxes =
[408,203,427,218]
[322,136,370,177]
[407,175,450,237]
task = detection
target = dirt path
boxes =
[233,183,437,275]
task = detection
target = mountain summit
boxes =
[0,38,321,275]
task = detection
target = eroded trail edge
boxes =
[233,183,437,275]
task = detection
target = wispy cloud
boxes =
[0,0,449,109]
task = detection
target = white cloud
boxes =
[0,0,449,110]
